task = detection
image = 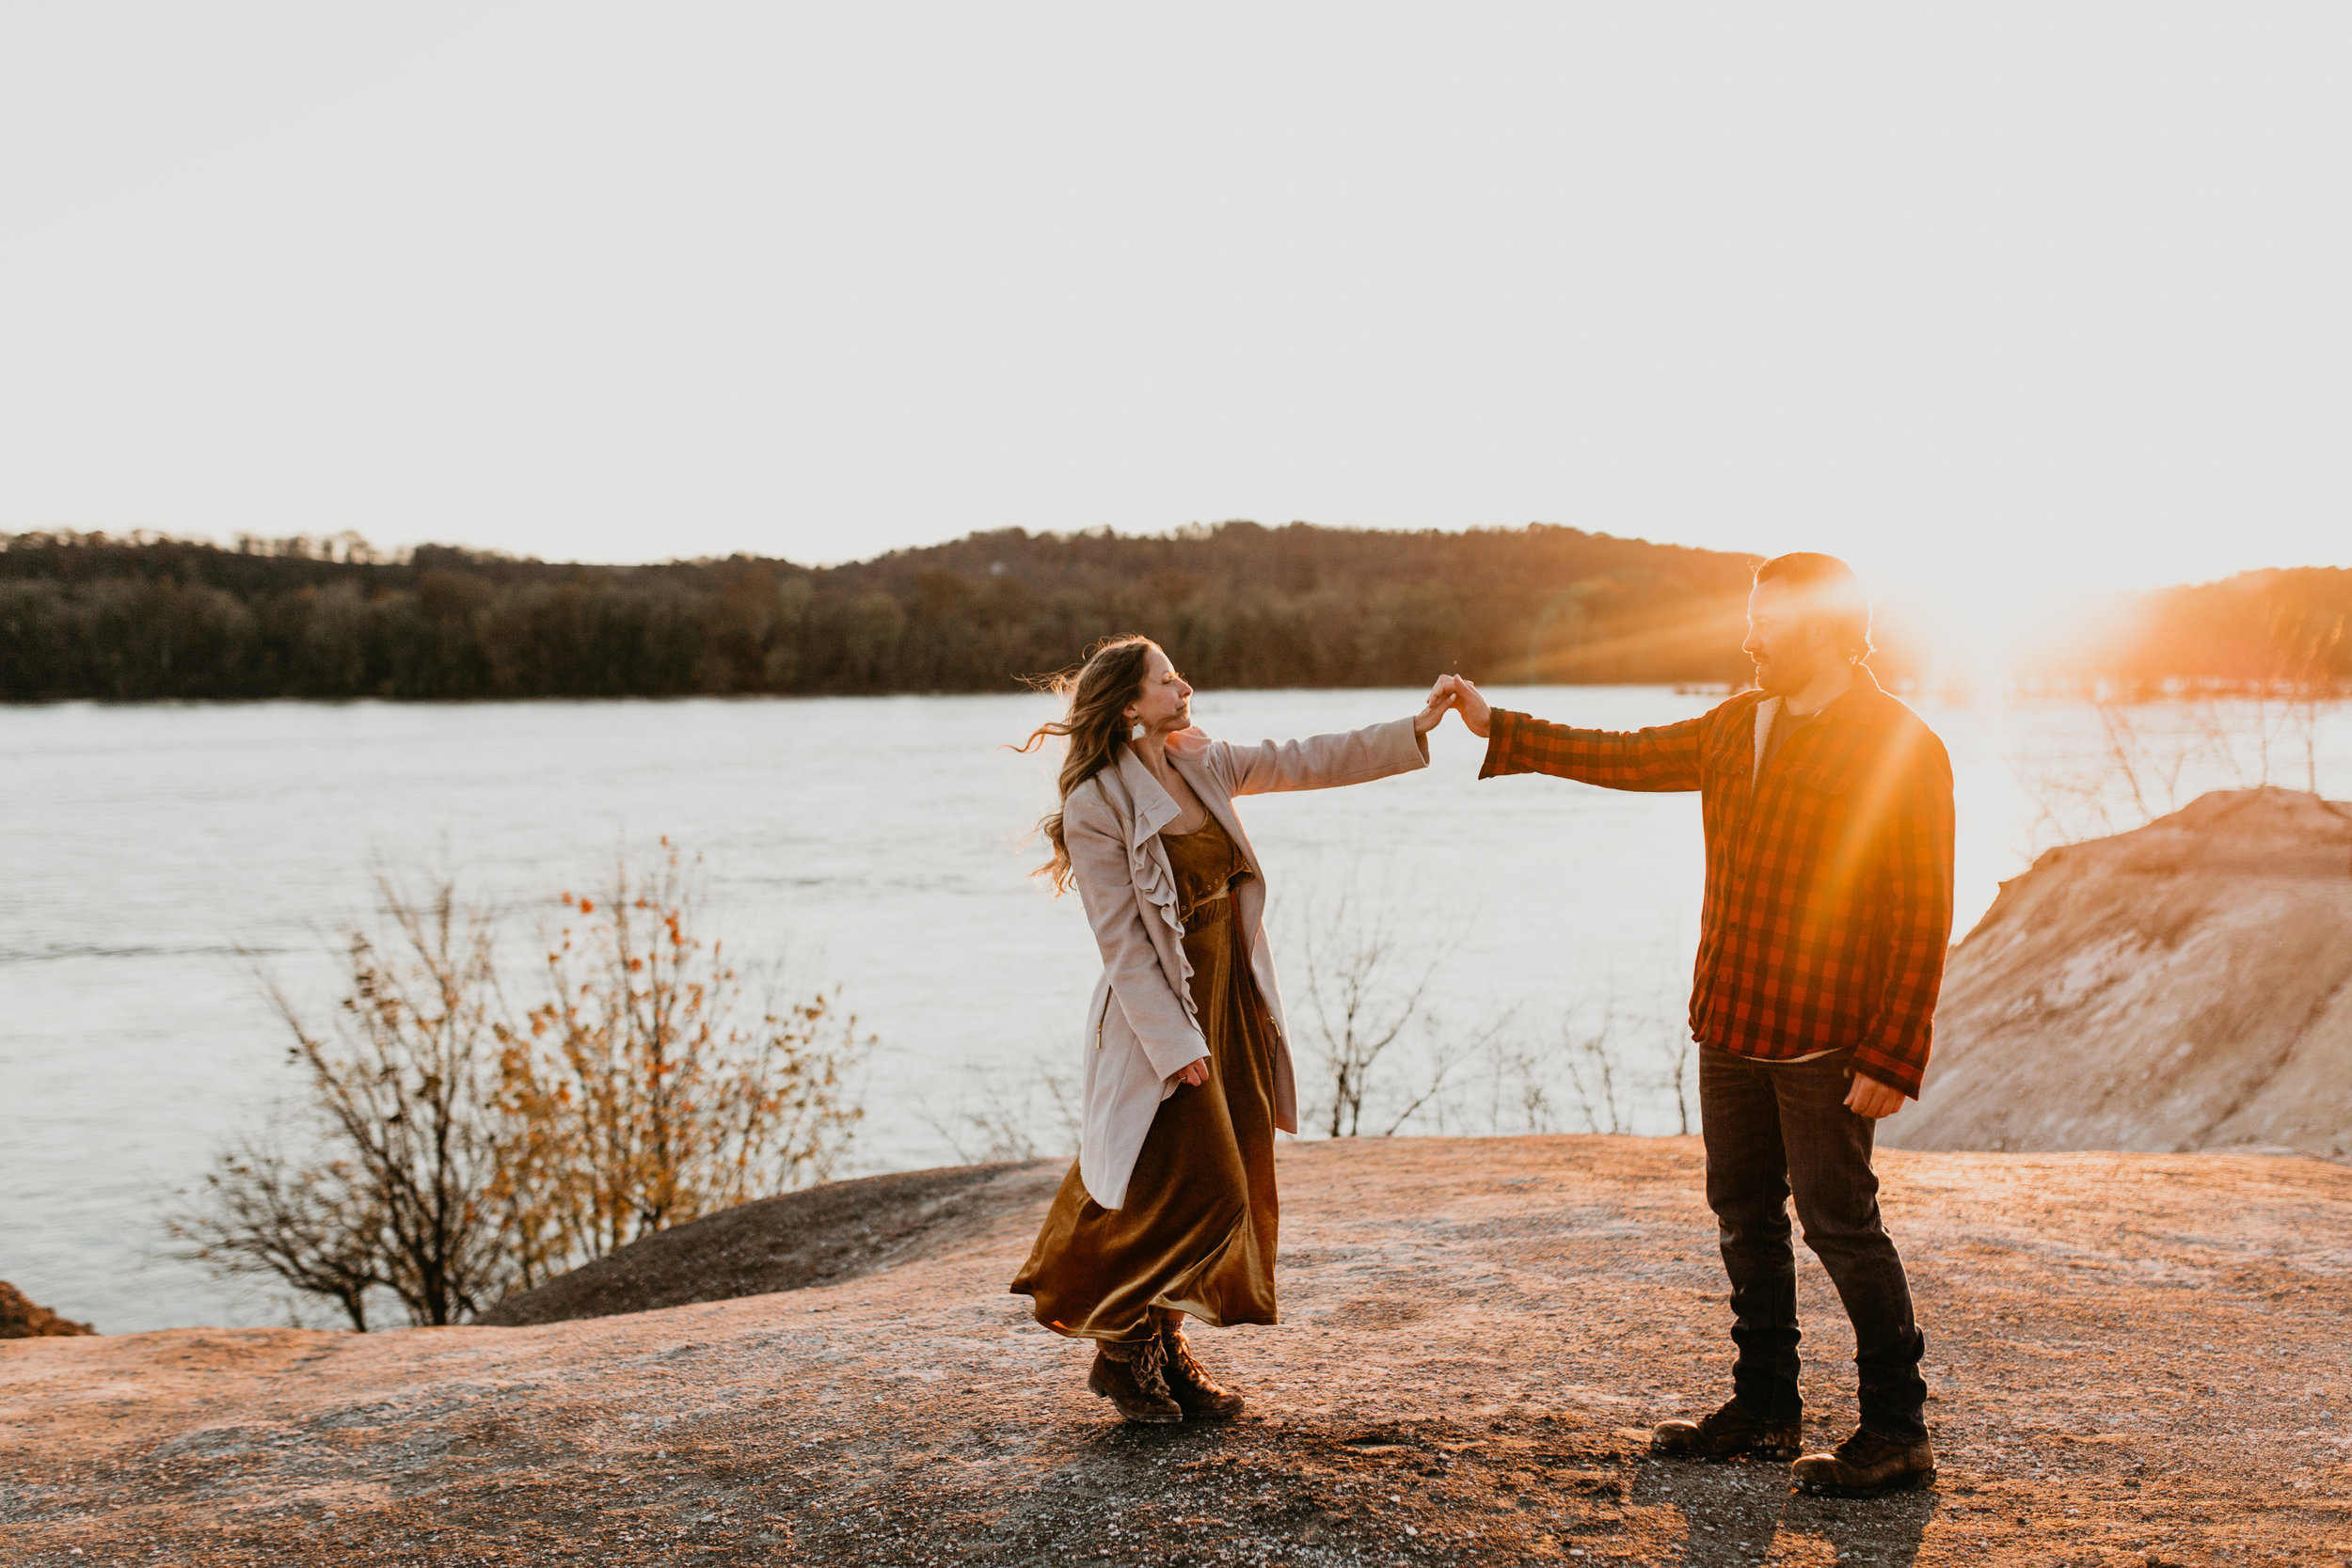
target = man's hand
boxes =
[1171,1058,1210,1088]
[1844,1071,1906,1119]
[1441,674,1492,738]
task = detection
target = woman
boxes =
[1009,636,1452,1422]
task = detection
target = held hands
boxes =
[1416,673,1492,738]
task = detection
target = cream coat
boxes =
[1062,716,1431,1208]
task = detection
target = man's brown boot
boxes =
[1087,1338,1183,1424]
[1651,1399,1803,1460]
[1155,1315,1245,1418]
[1791,1428,1936,1496]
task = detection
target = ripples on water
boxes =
[7,688,2346,1331]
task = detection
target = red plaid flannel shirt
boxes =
[1480,669,1955,1098]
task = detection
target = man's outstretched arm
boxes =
[1446,675,1707,794]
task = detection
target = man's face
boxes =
[1742,578,1825,698]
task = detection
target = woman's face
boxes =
[1123,645,1194,736]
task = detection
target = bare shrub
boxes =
[172,873,515,1326]
[494,845,869,1275]
[919,1057,1082,1164]
[1459,1031,1567,1136]
[172,1131,390,1331]
[1651,1026,1695,1136]
[1274,859,1524,1138]
[1561,996,1633,1134]
[1441,981,1693,1139]
[1281,861,1461,1137]
[172,848,867,1329]
[2011,688,2352,857]
[2013,605,2349,857]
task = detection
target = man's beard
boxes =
[1753,648,1817,697]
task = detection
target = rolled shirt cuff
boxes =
[1850,1043,1926,1101]
[1476,710,1523,778]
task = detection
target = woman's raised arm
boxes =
[1205,713,1432,799]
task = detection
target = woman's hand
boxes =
[1170,1058,1211,1089]
[1413,677,1458,735]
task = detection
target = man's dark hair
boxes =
[1754,552,1873,664]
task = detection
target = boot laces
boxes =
[1131,1337,1174,1401]
[1164,1330,1227,1395]
[1702,1399,1771,1433]
[1834,1429,1903,1465]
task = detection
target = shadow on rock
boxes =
[958,1418,1333,1567]
[951,1409,1647,1567]
[1632,1454,1938,1566]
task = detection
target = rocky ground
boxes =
[6,1135,2352,1566]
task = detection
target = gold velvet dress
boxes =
[1010,813,1282,1344]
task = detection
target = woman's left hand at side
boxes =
[1170,1058,1211,1088]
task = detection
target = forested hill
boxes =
[5,524,2344,701]
[0,524,1767,701]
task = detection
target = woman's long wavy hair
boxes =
[1012,635,1159,895]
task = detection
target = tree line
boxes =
[0,523,1765,700]
[2,524,2344,701]
[2024,567,2352,693]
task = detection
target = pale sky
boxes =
[4,4,2347,604]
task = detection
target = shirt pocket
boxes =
[1782,764,1853,798]
[1778,764,1859,847]
[1703,722,1754,785]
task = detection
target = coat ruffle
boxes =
[1123,831,1201,1030]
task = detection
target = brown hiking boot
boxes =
[1651,1399,1803,1460]
[1157,1320,1245,1418]
[1791,1428,1937,1497]
[1087,1339,1182,1424]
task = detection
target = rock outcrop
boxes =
[0,1281,94,1338]
[477,1160,1060,1326]
[6,1138,2352,1565]
[1885,786,2352,1158]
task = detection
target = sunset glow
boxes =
[4,6,2345,589]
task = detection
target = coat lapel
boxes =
[1117,746,1184,846]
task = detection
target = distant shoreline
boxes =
[8,525,2348,704]
[12,678,2349,709]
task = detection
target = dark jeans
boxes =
[1698,1044,1929,1442]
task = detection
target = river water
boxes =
[7,687,2346,1332]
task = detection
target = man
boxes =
[1440,553,1954,1496]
